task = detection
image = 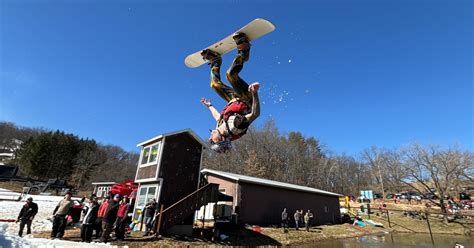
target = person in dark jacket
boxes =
[16,197,38,237]
[100,194,120,242]
[81,197,99,242]
[143,198,157,236]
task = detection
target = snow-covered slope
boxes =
[0,188,113,247]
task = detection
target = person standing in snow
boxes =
[80,197,99,242]
[16,197,38,237]
[51,192,73,239]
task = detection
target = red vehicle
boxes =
[110,180,138,199]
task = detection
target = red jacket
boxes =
[97,200,109,218]
[117,203,129,219]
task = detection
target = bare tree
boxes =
[362,147,387,199]
[362,147,408,199]
[402,143,473,222]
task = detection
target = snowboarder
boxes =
[200,32,260,153]
[16,197,38,237]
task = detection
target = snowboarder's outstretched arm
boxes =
[245,82,260,123]
[201,98,220,121]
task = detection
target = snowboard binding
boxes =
[232,32,251,61]
[201,49,222,67]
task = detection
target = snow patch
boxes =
[0,189,116,247]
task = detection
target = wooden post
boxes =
[200,204,206,237]
[202,204,207,229]
[155,204,164,238]
[425,212,435,246]
[367,203,371,219]
[139,209,144,231]
[385,209,391,228]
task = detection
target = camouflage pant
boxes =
[209,44,252,104]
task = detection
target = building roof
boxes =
[136,129,207,148]
[91,182,117,185]
[201,169,342,197]
[0,165,18,178]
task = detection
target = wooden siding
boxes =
[158,132,203,225]
[238,182,341,226]
[206,175,238,207]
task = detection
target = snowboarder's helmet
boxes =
[210,139,232,153]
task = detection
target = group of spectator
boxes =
[81,192,132,242]
[16,191,134,243]
[14,190,173,242]
[447,199,472,213]
[281,208,314,232]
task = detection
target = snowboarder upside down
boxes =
[200,32,260,153]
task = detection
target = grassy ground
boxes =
[348,201,474,237]
[363,210,473,236]
[31,201,473,247]
[33,217,473,247]
[34,223,387,247]
[0,181,25,192]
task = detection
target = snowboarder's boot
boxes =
[201,49,222,67]
[202,49,223,82]
[232,32,251,62]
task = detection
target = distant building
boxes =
[91,182,116,198]
[0,138,22,165]
[0,165,19,180]
[199,169,342,226]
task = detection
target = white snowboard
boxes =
[184,18,276,68]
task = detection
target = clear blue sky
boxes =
[1,0,472,155]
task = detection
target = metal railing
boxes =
[153,183,220,235]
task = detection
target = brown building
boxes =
[134,129,206,235]
[200,169,342,226]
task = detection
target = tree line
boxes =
[2,120,473,215]
[202,119,473,215]
[0,122,138,189]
